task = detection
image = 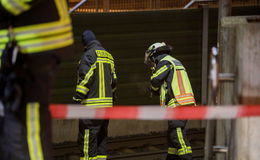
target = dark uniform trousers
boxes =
[166,120,192,160]
[1,51,61,160]
[78,119,109,159]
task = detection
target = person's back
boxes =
[73,30,117,160]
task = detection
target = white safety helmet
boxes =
[146,42,167,56]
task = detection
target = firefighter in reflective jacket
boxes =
[144,42,196,160]
[0,1,74,160]
[73,30,117,160]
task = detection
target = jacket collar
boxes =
[84,40,101,50]
[154,54,168,64]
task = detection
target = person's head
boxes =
[82,30,96,46]
[144,42,172,65]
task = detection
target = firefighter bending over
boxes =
[73,30,117,160]
[144,42,196,160]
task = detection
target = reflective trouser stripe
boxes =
[83,129,90,159]
[168,147,178,155]
[80,156,106,160]
[97,155,107,160]
[26,102,44,160]
[176,127,192,155]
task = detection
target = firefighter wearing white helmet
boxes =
[144,42,196,160]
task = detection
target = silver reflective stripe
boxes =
[30,104,39,159]
[85,98,112,102]
[20,35,72,49]
[0,34,8,39]
[8,0,25,13]
[83,129,90,159]
[15,23,71,37]
[77,88,87,94]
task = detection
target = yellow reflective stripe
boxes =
[151,65,168,80]
[176,127,186,153]
[82,98,113,103]
[151,85,159,91]
[178,146,192,155]
[110,62,117,80]
[82,98,113,108]
[112,87,117,93]
[168,147,178,155]
[83,104,113,108]
[83,129,90,159]
[76,85,89,95]
[96,50,114,60]
[0,30,9,43]
[99,63,102,97]
[176,128,192,155]
[0,30,8,36]
[97,155,107,160]
[0,44,6,51]
[97,58,114,64]
[101,63,105,97]
[80,63,96,86]
[84,97,112,101]
[15,23,72,41]
[18,31,73,53]
[167,98,178,107]
[1,0,30,15]
[159,82,167,107]
[98,62,105,98]
[73,97,81,102]
[80,156,99,160]
[26,103,43,160]
[10,0,73,54]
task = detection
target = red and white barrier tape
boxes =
[49,105,260,120]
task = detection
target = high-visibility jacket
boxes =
[151,54,196,107]
[73,40,117,108]
[0,0,73,56]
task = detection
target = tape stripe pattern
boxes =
[49,105,260,120]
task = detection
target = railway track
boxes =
[54,128,205,160]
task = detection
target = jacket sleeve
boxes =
[0,0,43,18]
[73,51,96,103]
[150,60,171,92]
